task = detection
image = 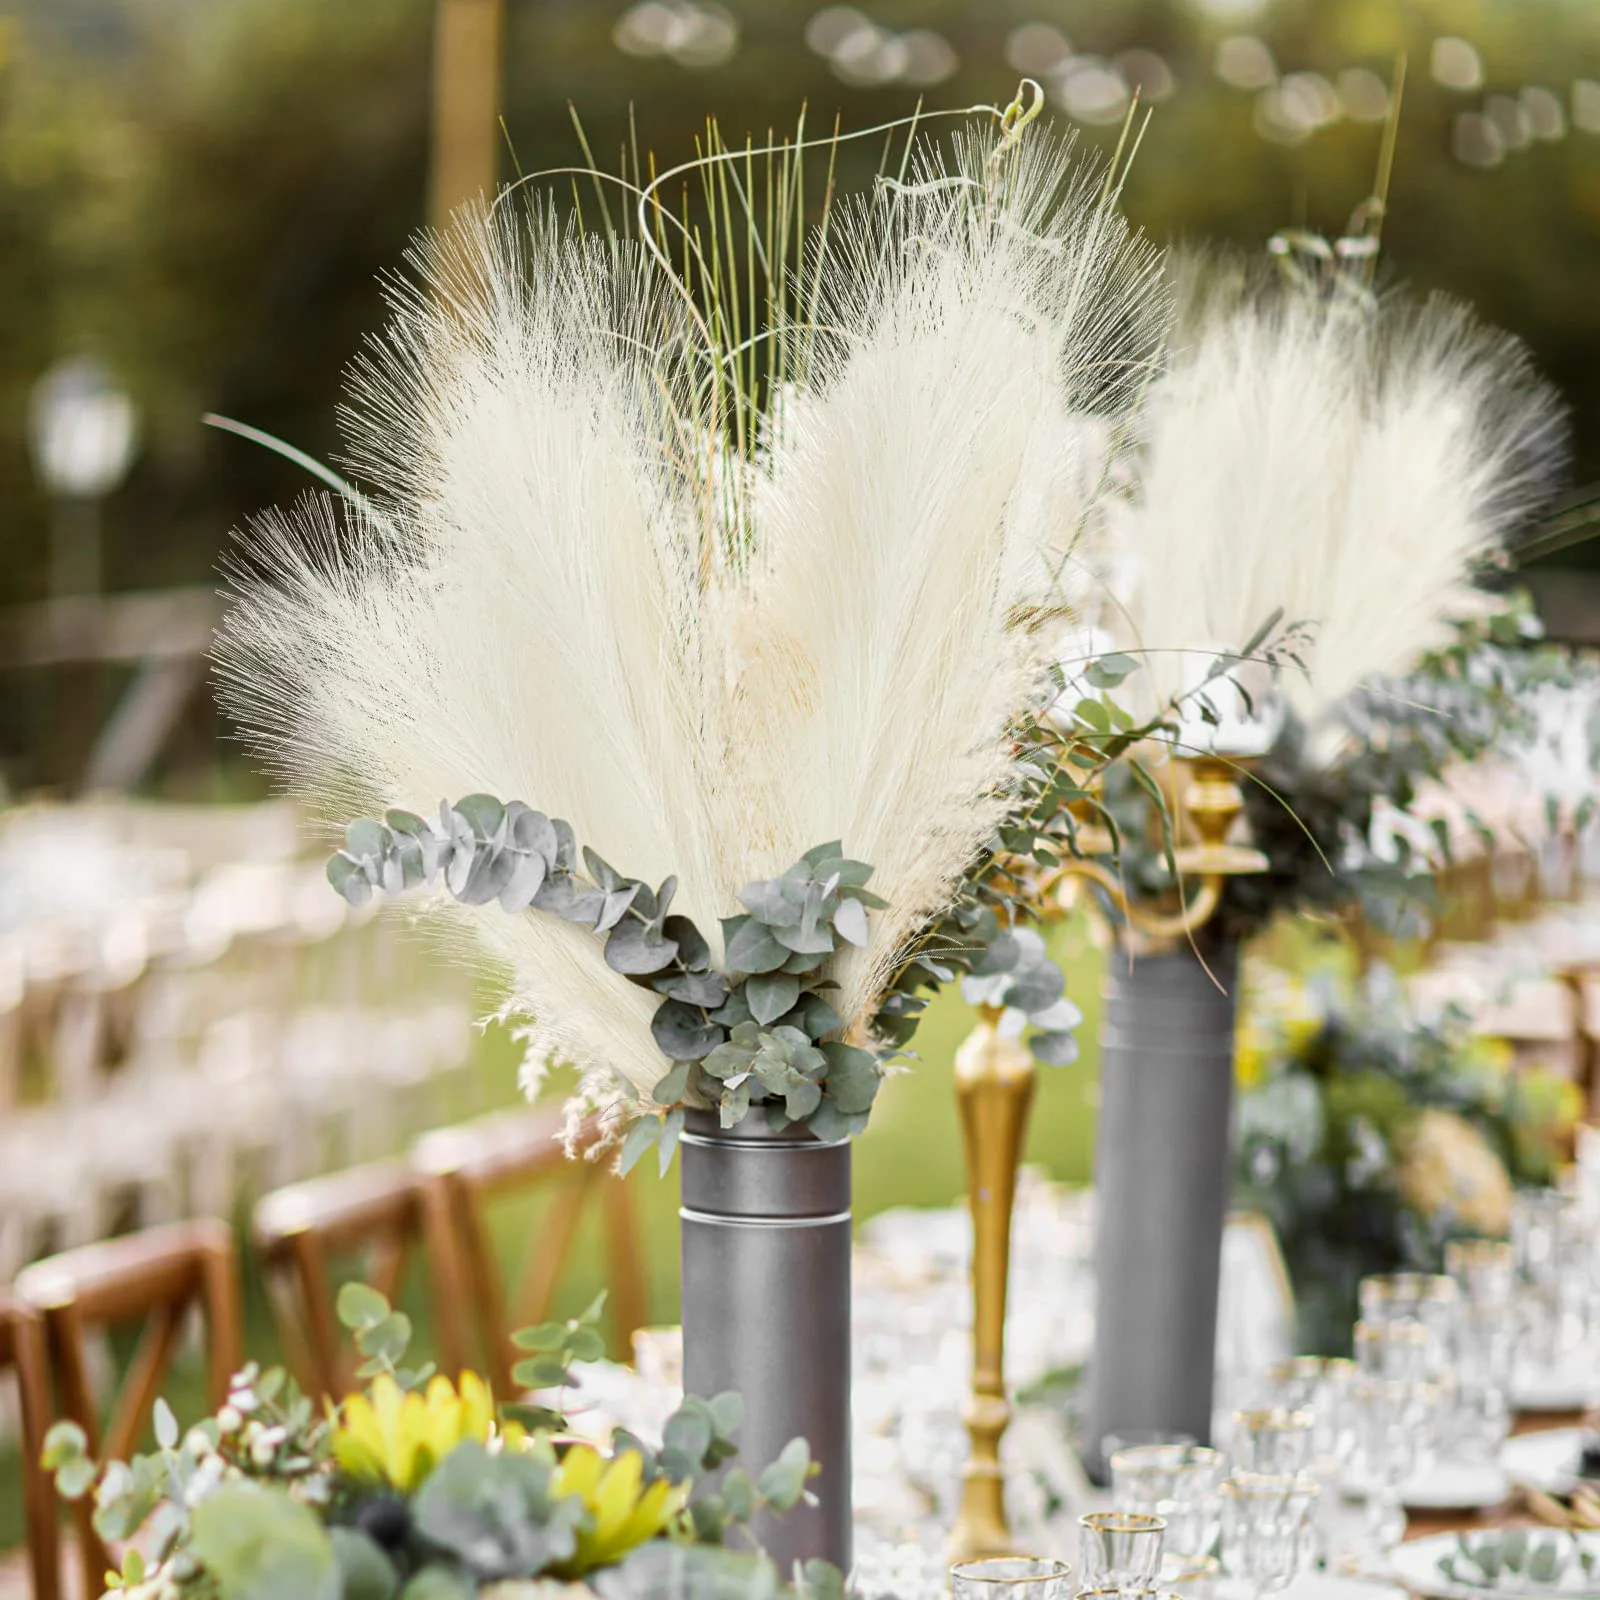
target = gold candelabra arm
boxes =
[1036,857,1226,945]
[948,1006,1037,1563]
[1033,751,1267,947]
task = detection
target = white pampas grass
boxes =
[1106,262,1566,722]
[216,113,1165,1099]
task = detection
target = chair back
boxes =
[15,1219,243,1597]
[412,1107,646,1397]
[254,1159,466,1399]
[0,1291,60,1600]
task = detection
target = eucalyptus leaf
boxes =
[606,918,679,975]
[756,1438,812,1511]
[454,794,506,839]
[617,1116,660,1177]
[723,916,791,975]
[746,972,800,1026]
[651,999,723,1061]
[832,897,868,948]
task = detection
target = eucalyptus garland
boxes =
[329,796,890,1163]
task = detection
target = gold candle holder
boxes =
[949,1004,1037,1562]
[948,749,1266,1560]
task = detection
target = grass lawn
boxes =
[0,918,1105,1549]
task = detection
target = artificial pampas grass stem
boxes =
[217,102,1166,1110]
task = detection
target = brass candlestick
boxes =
[950,1005,1037,1560]
[947,751,1265,1561]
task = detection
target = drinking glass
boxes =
[1265,1356,1358,1463]
[1100,1428,1196,1470]
[949,1557,1073,1598]
[1218,1474,1319,1600]
[1229,1408,1315,1475]
[1265,1356,1360,1565]
[1359,1272,1460,1340]
[1352,1314,1435,1380]
[1109,1445,1225,1560]
[1347,1374,1430,1551]
[1078,1511,1166,1595]
[1445,1239,1516,1305]
[1512,1189,1595,1388]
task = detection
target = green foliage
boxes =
[40,1273,831,1598]
[1234,983,1570,1352]
[338,1280,431,1388]
[329,800,902,1150]
[1101,594,1580,941]
[189,1487,340,1600]
[412,1443,584,1582]
[508,1291,607,1407]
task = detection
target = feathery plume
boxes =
[215,107,1167,1101]
[1105,257,1566,722]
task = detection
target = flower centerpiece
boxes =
[1234,975,1577,1351]
[210,88,1178,1569]
[41,1287,840,1600]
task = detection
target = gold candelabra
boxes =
[947,751,1267,1562]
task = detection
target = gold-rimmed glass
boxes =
[1228,1407,1315,1474]
[1218,1473,1319,1600]
[1445,1239,1516,1305]
[949,1557,1073,1597]
[1109,1444,1225,1560]
[1352,1318,1432,1381]
[1077,1511,1165,1595]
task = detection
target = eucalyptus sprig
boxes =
[327,798,890,1159]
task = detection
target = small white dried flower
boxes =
[184,1453,226,1507]
[249,1426,287,1467]
[183,1427,215,1458]
[229,1388,259,1414]
[216,1406,242,1435]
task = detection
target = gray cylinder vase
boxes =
[1084,939,1240,1482]
[679,1108,853,1574]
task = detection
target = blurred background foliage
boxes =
[0,0,1598,793]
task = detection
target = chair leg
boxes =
[13,1307,62,1600]
[599,1175,648,1361]
[197,1223,244,1408]
[416,1175,471,1381]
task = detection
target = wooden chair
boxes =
[14,1219,243,1598]
[412,1107,647,1398]
[0,1291,60,1600]
[253,1159,468,1400]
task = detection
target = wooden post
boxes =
[430,0,505,234]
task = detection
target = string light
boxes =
[1431,36,1485,92]
[804,6,956,87]
[612,0,738,68]
[1214,34,1276,90]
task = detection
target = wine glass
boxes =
[1109,1444,1225,1561]
[1229,1408,1315,1474]
[949,1558,1073,1598]
[1218,1473,1319,1600]
[1078,1511,1166,1595]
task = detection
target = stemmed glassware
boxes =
[1218,1473,1319,1600]
[1511,1189,1597,1402]
[1264,1356,1360,1565]
[1109,1444,1225,1563]
[1078,1510,1166,1596]
[949,1558,1074,1598]
[1444,1240,1516,1463]
[1228,1407,1316,1475]
[1346,1371,1432,1551]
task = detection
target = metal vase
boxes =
[1084,939,1240,1482]
[679,1108,853,1574]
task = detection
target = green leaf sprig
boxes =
[326,801,890,1160]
